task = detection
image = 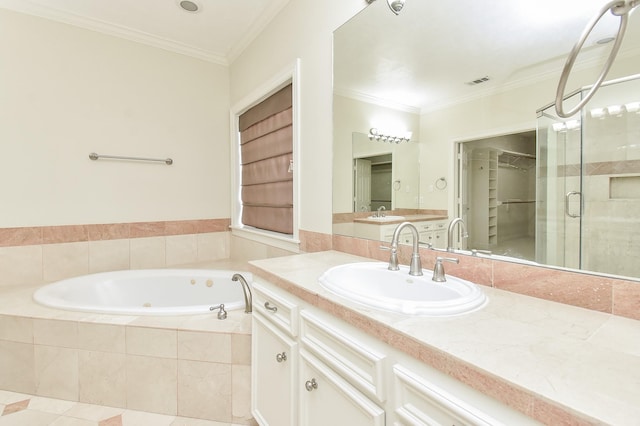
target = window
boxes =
[239,84,293,234]
[230,61,300,249]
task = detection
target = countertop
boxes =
[353,214,448,225]
[248,250,640,425]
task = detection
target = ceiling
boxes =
[334,0,640,113]
[0,0,291,64]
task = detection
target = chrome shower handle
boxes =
[565,191,582,218]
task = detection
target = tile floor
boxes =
[0,390,245,426]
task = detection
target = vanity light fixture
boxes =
[368,128,411,143]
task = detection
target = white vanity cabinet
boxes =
[299,349,385,426]
[251,283,299,426]
[251,279,538,426]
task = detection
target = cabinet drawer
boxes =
[253,281,299,338]
[301,310,386,403]
[393,364,502,426]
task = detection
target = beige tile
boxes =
[121,410,177,426]
[0,341,35,394]
[89,239,130,273]
[166,235,198,266]
[197,233,230,262]
[78,350,126,408]
[170,418,236,426]
[77,322,125,353]
[0,409,59,425]
[126,355,177,415]
[28,396,77,415]
[0,245,43,286]
[42,242,89,283]
[130,236,166,269]
[177,331,231,363]
[34,345,78,400]
[0,315,33,344]
[62,402,124,421]
[49,416,96,426]
[177,360,231,422]
[0,390,32,404]
[126,326,176,358]
[33,319,78,348]
[231,334,251,366]
[231,365,252,424]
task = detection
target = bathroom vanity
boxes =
[352,215,448,247]
[249,251,640,425]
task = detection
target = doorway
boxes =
[456,132,537,261]
[354,154,392,212]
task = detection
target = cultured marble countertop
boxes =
[248,250,640,426]
[353,214,448,225]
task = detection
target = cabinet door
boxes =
[299,350,385,426]
[252,313,297,426]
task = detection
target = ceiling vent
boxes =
[465,76,490,86]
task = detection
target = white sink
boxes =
[366,215,405,221]
[318,262,487,316]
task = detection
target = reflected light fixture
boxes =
[368,128,411,143]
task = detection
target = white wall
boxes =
[0,8,230,227]
[229,0,365,235]
[333,94,420,214]
[419,52,640,215]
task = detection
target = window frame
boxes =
[229,59,301,252]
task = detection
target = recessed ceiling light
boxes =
[179,0,200,13]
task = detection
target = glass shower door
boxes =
[536,94,583,270]
[537,75,640,277]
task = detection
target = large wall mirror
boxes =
[332,0,640,281]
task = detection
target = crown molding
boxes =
[0,0,228,64]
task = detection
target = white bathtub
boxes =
[33,269,251,315]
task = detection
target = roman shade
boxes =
[239,84,293,234]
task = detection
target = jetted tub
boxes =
[33,269,251,315]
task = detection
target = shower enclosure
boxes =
[536,74,640,278]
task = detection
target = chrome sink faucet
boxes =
[446,218,469,252]
[232,273,253,313]
[375,205,386,217]
[388,222,423,276]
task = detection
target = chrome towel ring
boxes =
[555,0,639,118]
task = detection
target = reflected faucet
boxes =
[232,273,253,313]
[447,218,469,252]
[388,221,423,276]
[375,205,386,218]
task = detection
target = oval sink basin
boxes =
[318,262,487,316]
[366,215,405,221]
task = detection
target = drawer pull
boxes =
[264,301,278,313]
[305,378,318,392]
[276,352,287,363]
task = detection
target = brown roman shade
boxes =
[239,84,293,234]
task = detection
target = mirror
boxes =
[333,0,640,280]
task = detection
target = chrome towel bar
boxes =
[89,152,173,165]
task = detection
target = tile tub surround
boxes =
[0,219,232,286]
[0,260,256,425]
[248,251,640,425]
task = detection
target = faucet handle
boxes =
[432,256,459,282]
[471,249,492,256]
[418,241,433,249]
[379,245,391,251]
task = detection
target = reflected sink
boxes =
[366,215,405,221]
[318,262,487,316]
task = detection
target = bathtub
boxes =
[33,269,251,315]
